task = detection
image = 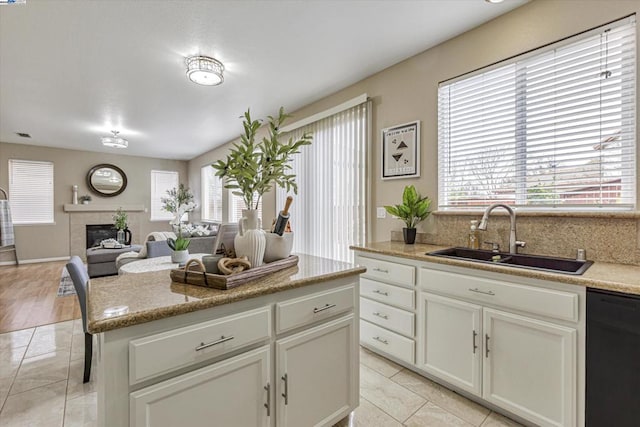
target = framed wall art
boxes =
[381,120,420,180]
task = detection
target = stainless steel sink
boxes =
[427,247,593,275]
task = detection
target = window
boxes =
[201,166,223,222]
[276,101,368,262]
[438,17,636,210]
[8,159,54,224]
[150,170,179,221]
[229,192,262,224]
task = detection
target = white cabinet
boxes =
[276,315,358,427]
[130,346,270,427]
[483,308,576,427]
[418,292,482,395]
[353,250,585,427]
[356,254,416,364]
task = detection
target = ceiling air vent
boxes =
[16,132,31,138]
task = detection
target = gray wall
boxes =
[0,142,188,262]
[189,0,640,245]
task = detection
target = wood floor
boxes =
[0,261,80,333]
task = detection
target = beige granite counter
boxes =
[351,241,640,296]
[88,254,365,334]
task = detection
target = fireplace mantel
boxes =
[64,204,145,212]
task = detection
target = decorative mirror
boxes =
[87,164,127,197]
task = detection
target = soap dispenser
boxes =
[468,220,480,249]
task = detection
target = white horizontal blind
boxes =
[8,159,54,224]
[439,18,636,210]
[201,166,223,222]
[150,170,179,221]
[276,102,368,262]
[229,192,262,224]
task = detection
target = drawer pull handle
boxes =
[468,287,495,296]
[472,330,478,354]
[373,312,389,320]
[313,303,336,313]
[373,289,389,296]
[264,382,270,416]
[281,374,288,405]
[195,335,234,351]
[373,267,389,274]
[373,336,388,345]
[485,334,490,358]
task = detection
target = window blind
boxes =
[150,170,179,221]
[201,166,223,222]
[276,101,368,262]
[8,159,54,224]
[229,192,262,224]
[438,17,636,210]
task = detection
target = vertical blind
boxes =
[201,166,223,222]
[150,170,179,220]
[8,159,54,224]
[276,102,368,262]
[438,17,636,210]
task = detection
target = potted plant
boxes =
[161,184,197,263]
[211,107,312,267]
[384,185,431,244]
[112,207,131,245]
[79,195,92,204]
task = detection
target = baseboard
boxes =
[18,256,71,265]
[0,260,17,266]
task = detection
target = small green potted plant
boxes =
[161,184,197,263]
[79,195,92,204]
[112,207,131,245]
[384,185,431,244]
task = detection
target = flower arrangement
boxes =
[112,207,128,230]
[212,107,312,210]
[161,184,197,251]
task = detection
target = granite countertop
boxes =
[351,241,640,296]
[87,254,366,334]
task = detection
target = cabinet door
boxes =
[276,315,358,427]
[130,346,270,427]
[483,308,576,427]
[418,292,482,395]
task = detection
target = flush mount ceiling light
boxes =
[485,0,504,3]
[185,55,224,86]
[101,130,128,149]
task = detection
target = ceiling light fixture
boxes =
[101,130,128,149]
[485,0,504,3]
[185,55,224,86]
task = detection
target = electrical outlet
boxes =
[376,207,386,219]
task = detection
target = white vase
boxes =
[171,249,189,264]
[234,209,266,268]
[263,232,294,263]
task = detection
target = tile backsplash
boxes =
[390,212,640,266]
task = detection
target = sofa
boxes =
[115,235,218,271]
[86,245,143,278]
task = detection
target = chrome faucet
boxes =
[477,203,526,254]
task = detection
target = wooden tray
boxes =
[170,255,299,290]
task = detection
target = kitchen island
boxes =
[88,254,365,427]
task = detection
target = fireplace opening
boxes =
[86,224,117,248]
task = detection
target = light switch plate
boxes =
[376,207,386,219]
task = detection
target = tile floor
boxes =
[0,321,522,427]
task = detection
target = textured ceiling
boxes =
[0,0,527,160]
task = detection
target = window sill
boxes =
[433,210,640,219]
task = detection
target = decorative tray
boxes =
[169,255,299,290]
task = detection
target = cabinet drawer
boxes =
[129,307,271,385]
[276,284,355,333]
[361,320,414,364]
[360,278,414,310]
[360,297,414,337]
[356,255,415,286]
[420,268,579,322]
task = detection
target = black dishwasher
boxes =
[586,288,640,426]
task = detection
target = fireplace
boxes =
[86,224,117,248]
